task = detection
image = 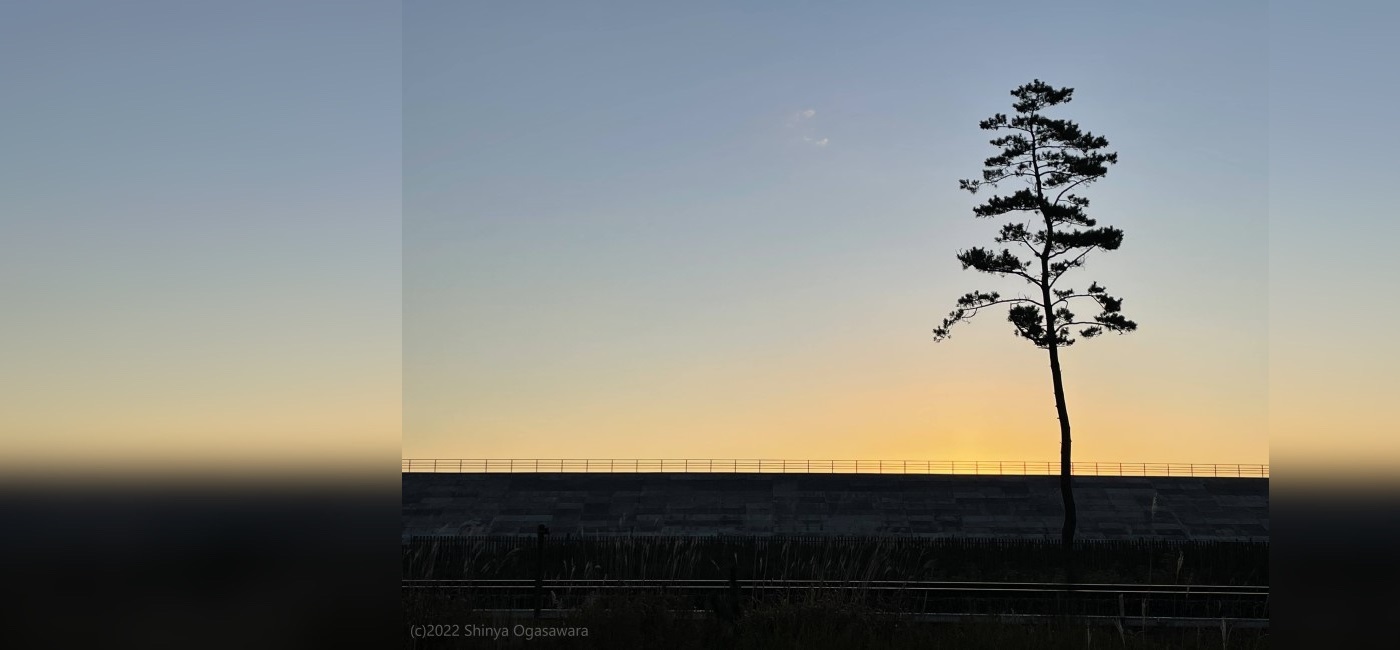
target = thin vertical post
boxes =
[534,524,549,619]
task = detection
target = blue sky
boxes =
[1,1,401,470]
[405,0,1271,461]
[1,1,1394,474]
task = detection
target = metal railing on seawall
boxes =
[401,459,1269,477]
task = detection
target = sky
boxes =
[1,1,401,474]
[3,1,1396,476]
[405,0,1269,464]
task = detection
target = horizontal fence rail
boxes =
[402,459,1268,477]
[403,578,1269,620]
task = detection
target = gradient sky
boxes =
[4,2,1394,476]
[405,0,1269,464]
[1,1,401,472]
[1268,0,1400,474]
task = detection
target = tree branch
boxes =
[1051,293,1094,308]
[963,297,1039,316]
[1049,246,1098,284]
[1053,176,1097,204]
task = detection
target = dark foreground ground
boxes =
[403,473,1268,647]
[404,592,1269,649]
[404,473,1269,540]
[403,536,1268,649]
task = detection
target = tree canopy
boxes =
[933,80,1137,349]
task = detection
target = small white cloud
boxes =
[786,109,829,147]
[785,108,818,127]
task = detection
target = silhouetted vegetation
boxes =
[404,590,1269,649]
[933,80,1138,551]
[405,535,1267,585]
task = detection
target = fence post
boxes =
[534,524,550,619]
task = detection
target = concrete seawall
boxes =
[403,473,1268,540]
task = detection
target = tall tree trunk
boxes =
[1046,341,1075,549]
[1041,283,1077,584]
[1029,114,1076,578]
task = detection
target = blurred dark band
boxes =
[1273,478,1400,649]
[0,478,400,650]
